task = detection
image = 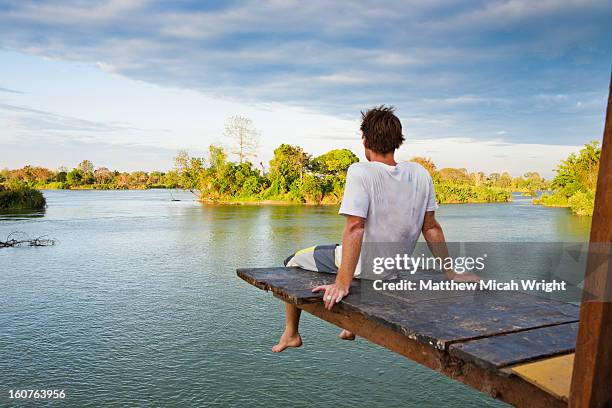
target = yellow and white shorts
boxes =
[284,244,362,277]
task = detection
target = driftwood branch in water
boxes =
[0,231,58,248]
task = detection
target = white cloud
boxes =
[0,0,608,171]
[3,0,148,25]
[0,50,583,177]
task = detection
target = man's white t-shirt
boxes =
[337,161,438,276]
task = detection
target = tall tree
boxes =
[268,144,310,194]
[174,150,205,194]
[77,160,94,184]
[77,160,94,176]
[66,169,83,186]
[208,145,227,171]
[94,167,112,184]
[224,115,260,164]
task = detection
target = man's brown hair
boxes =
[360,105,404,154]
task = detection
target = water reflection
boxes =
[0,207,46,221]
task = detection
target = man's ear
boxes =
[364,146,372,161]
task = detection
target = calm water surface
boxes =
[0,190,591,407]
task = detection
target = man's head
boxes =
[360,105,404,161]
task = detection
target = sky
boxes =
[0,0,611,178]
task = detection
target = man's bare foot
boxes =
[272,331,303,352]
[338,329,356,340]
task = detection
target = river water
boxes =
[0,190,591,407]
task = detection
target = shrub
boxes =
[39,181,69,190]
[299,174,324,204]
[434,183,511,204]
[0,185,46,210]
[568,191,594,216]
[535,193,568,207]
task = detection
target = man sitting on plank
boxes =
[273,105,480,352]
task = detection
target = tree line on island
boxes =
[1,145,545,208]
[0,116,601,215]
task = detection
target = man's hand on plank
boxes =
[312,282,350,310]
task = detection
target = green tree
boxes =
[174,150,205,193]
[56,171,67,183]
[129,171,149,188]
[77,160,94,184]
[66,169,83,186]
[311,149,359,203]
[267,144,310,197]
[553,141,600,194]
[162,170,180,188]
[499,172,512,189]
[199,145,228,199]
[470,171,486,186]
[148,171,164,186]
[208,145,227,171]
[311,149,359,174]
[537,141,601,216]
[299,174,324,204]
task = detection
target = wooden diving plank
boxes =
[238,267,579,350]
[450,322,578,370]
[238,266,578,407]
[237,266,337,303]
[512,354,575,402]
[350,287,578,349]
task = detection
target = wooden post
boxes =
[569,74,612,407]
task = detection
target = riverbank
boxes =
[199,185,512,205]
[199,198,304,206]
[32,185,514,205]
[36,183,170,190]
[533,191,595,216]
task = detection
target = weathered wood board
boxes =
[237,266,581,407]
[348,288,577,349]
[450,322,578,370]
[237,267,579,350]
[236,266,338,303]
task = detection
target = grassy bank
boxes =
[435,184,511,204]
[37,183,166,190]
[534,191,595,216]
[0,185,46,211]
[198,184,512,205]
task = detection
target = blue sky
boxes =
[1,0,611,177]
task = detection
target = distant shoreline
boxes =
[33,188,532,206]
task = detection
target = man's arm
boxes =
[421,211,480,282]
[312,215,365,310]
